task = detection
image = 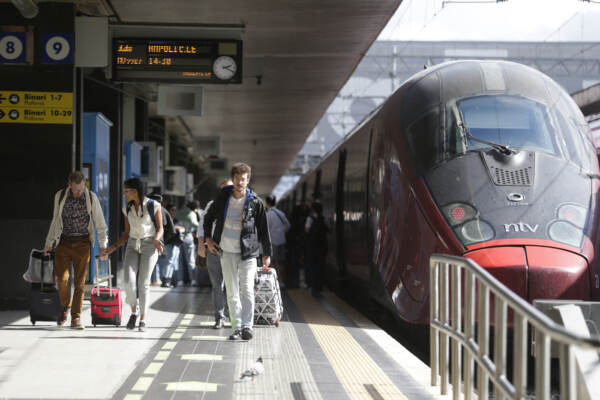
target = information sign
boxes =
[0,90,73,124]
[42,33,74,64]
[0,32,26,63]
[113,38,242,84]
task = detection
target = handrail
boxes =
[429,253,600,400]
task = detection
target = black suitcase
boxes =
[29,253,61,325]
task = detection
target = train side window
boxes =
[405,109,440,172]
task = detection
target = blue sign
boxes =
[42,33,74,64]
[0,32,26,64]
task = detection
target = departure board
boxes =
[112,38,242,84]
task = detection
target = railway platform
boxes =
[0,286,446,400]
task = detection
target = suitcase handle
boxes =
[95,256,114,298]
[40,252,53,291]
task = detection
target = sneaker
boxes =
[160,279,170,288]
[71,318,85,330]
[213,319,224,329]
[150,281,161,287]
[138,321,146,332]
[57,309,68,326]
[126,314,137,330]
[241,327,253,340]
[191,280,198,287]
[228,330,242,340]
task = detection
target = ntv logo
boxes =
[504,222,539,233]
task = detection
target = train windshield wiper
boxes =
[465,130,517,155]
[456,109,516,156]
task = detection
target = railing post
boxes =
[477,281,489,399]
[559,343,575,400]
[493,297,507,400]
[430,260,439,387]
[440,262,449,395]
[451,263,462,400]
[535,329,550,400]
[513,313,527,400]
[464,270,475,400]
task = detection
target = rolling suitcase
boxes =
[254,267,283,327]
[91,257,122,327]
[29,251,61,325]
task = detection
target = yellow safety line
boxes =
[144,362,164,375]
[288,290,407,400]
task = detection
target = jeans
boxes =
[178,233,196,282]
[158,243,180,280]
[206,251,226,321]
[220,251,257,331]
[54,238,90,319]
[123,238,158,316]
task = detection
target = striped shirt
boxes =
[220,195,244,253]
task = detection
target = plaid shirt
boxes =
[61,192,90,237]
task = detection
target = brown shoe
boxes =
[71,318,85,330]
[57,310,68,326]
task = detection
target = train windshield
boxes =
[442,95,595,171]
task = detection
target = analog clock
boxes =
[213,56,237,80]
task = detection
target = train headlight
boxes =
[458,220,495,245]
[548,203,587,248]
[557,204,586,229]
[442,202,494,245]
[548,221,583,248]
[441,203,478,226]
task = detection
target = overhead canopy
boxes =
[77,0,403,195]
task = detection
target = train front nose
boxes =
[465,246,591,301]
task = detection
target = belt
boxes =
[61,234,89,242]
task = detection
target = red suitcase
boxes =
[91,257,122,327]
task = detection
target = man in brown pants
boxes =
[43,171,108,329]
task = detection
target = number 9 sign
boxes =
[42,33,74,64]
[0,32,26,63]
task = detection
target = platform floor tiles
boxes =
[0,286,448,400]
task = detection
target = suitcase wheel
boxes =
[31,320,36,325]
[275,321,279,327]
[93,324,97,327]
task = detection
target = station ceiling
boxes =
[71,0,403,195]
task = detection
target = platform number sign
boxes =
[42,33,74,64]
[0,32,26,64]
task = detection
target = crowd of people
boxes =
[43,163,329,339]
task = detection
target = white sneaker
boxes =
[177,281,184,287]
[191,280,198,286]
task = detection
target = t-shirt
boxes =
[220,195,244,253]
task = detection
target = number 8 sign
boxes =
[42,33,74,64]
[0,32,26,64]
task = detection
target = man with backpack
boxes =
[43,171,109,329]
[149,194,178,287]
[197,179,232,329]
[265,195,291,288]
[203,163,272,341]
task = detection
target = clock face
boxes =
[213,56,237,80]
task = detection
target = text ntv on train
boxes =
[286,60,600,324]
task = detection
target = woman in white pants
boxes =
[104,178,163,331]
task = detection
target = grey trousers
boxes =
[221,251,257,331]
[124,238,158,316]
[206,251,226,321]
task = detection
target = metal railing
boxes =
[429,254,600,400]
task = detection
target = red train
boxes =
[284,60,600,324]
